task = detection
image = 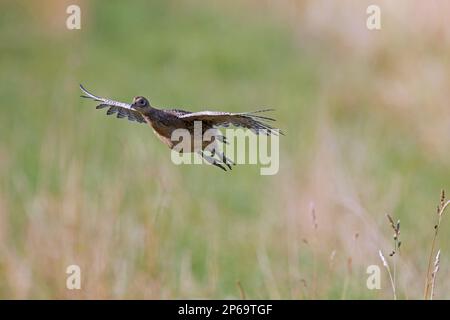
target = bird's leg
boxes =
[215,150,234,170]
[199,151,227,171]
[209,145,233,170]
[204,142,230,170]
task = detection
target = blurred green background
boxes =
[1,0,450,299]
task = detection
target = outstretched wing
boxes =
[178,109,283,135]
[164,108,192,117]
[79,84,146,124]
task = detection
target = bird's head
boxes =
[131,96,150,111]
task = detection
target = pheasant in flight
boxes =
[80,84,282,171]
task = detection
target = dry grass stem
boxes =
[430,250,441,300]
[424,190,450,299]
[386,214,400,299]
[310,202,318,298]
[379,250,397,300]
[237,281,246,300]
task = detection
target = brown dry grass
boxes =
[1,0,450,299]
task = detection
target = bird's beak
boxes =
[130,97,139,109]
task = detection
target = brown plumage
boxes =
[80,84,282,171]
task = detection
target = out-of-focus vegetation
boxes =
[1,0,450,299]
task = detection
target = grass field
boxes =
[1,0,450,299]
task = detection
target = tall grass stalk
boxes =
[310,202,318,299]
[424,190,450,299]
[386,214,400,300]
[429,250,440,300]
[379,250,396,300]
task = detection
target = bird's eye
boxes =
[140,99,146,105]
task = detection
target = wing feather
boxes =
[106,106,119,115]
[178,110,283,135]
[117,108,128,118]
[80,84,146,124]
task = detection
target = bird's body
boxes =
[80,84,282,171]
[141,109,187,149]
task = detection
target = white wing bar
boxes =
[80,84,133,110]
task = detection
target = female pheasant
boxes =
[80,84,282,171]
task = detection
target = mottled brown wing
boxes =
[80,84,146,124]
[178,110,282,135]
[164,109,192,117]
